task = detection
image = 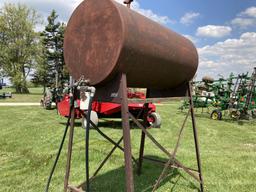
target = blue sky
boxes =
[127,0,256,80]
[138,0,256,46]
[1,0,256,81]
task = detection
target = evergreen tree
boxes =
[33,10,67,91]
[32,41,51,92]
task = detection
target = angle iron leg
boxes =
[188,82,204,192]
[120,74,134,192]
[64,107,76,191]
[129,112,200,182]
[137,130,146,175]
[152,108,190,191]
[137,103,150,175]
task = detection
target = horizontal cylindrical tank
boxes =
[64,0,198,89]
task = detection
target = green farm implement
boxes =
[180,67,256,120]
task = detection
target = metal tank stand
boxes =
[63,74,136,192]
[63,74,203,192]
[64,105,76,191]
[135,82,204,192]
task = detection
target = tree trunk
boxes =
[21,85,29,94]
[15,85,29,94]
[20,65,29,94]
[55,71,58,88]
[15,81,29,94]
[15,85,22,94]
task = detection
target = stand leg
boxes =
[188,82,204,192]
[137,131,145,175]
[120,74,134,192]
[85,96,93,192]
[152,108,190,191]
[130,112,200,182]
[64,107,75,191]
[137,103,149,175]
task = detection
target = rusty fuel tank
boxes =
[64,0,198,89]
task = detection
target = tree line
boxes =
[0,3,68,93]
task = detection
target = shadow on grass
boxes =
[59,121,82,127]
[15,92,43,95]
[81,156,199,192]
[45,107,56,111]
[178,110,254,126]
[220,118,255,125]
[97,120,144,130]
[30,93,43,96]
[59,120,147,131]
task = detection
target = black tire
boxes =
[210,109,222,120]
[252,110,256,119]
[44,102,52,110]
[230,109,240,120]
[43,96,52,110]
[148,112,161,128]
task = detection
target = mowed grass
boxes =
[0,87,43,103]
[0,101,256,192]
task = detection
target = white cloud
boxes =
[197,32,256,79]
[231,6,256,29]
[115,0,174,25]
[240,6,256,17]
[231,18,256,28]
[1,0,173,26]
[2,0,79,22]
[196,25,232,38]
[180,12,200,25]
[183,34,198,44]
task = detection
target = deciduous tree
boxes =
[0,3,41,93]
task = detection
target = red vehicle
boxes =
[57,91,161,128]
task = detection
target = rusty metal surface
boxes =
[64,0,198,89]
[120,74,134,192]
[188,82,204,191]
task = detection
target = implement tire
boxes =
[210,109,222,120]
[148,112,161,128]
[230,109,241,120]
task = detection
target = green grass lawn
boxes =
[0,87,43,102]
[0,102,255,191]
